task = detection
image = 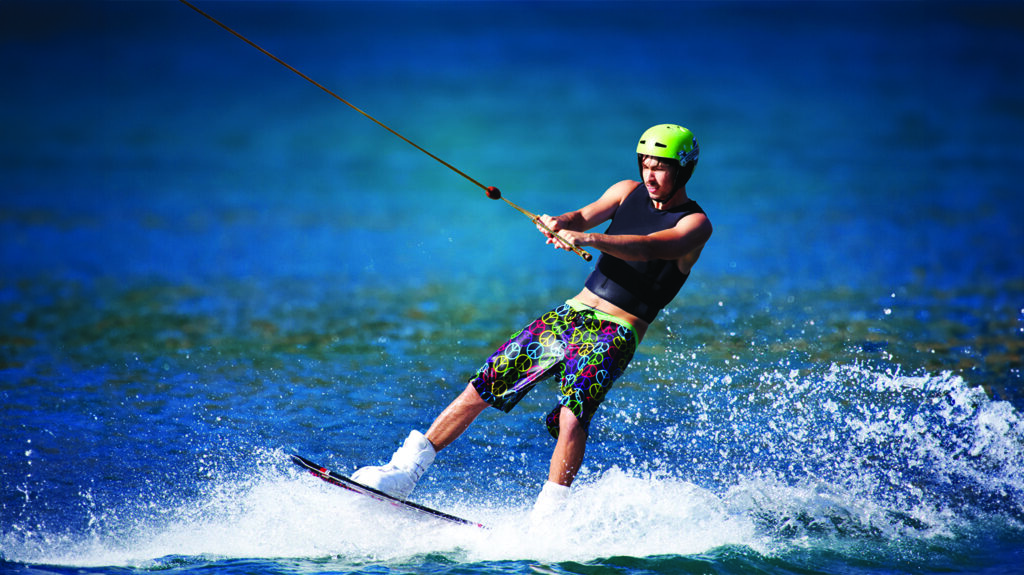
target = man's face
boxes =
[641,156,677,202]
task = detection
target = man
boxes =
[352,124,712,513]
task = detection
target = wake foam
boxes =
[1,455,759,567]
[466,469,761,563]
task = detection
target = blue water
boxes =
[2,1,1023,573]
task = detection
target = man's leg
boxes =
[548,406,587,486]
[351,384,488,498]
[531,406,584,519]
[425,383,490,451]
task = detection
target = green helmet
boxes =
[636,124,699,168]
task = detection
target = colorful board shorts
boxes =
[469,299,638,438]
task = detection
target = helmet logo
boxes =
[677,138,699,166]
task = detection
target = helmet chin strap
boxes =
[659,182,683,203]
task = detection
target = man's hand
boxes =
[536,214,560,242]
[537,214,586,252]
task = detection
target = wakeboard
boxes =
[290,454,485,529]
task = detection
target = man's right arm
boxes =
[537,180,637,243]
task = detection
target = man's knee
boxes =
[558,406,587,439]
[460,383,488,407]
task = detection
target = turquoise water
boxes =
[2,1,1023,573]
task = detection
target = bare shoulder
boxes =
[676,209,712,241]
[579,179,640,225]
[606,179,641,201]
[595,179,641,211]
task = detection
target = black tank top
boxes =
[584,184,705,323]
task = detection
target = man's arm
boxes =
[548,202,712,270]
[576,212,712,263]
[536,179,637,241]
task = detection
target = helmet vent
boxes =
[654,142,667,148]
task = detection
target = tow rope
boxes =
[179,0,591,261]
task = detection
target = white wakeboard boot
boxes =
[351,430,436,500]
[529,480,570,522]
